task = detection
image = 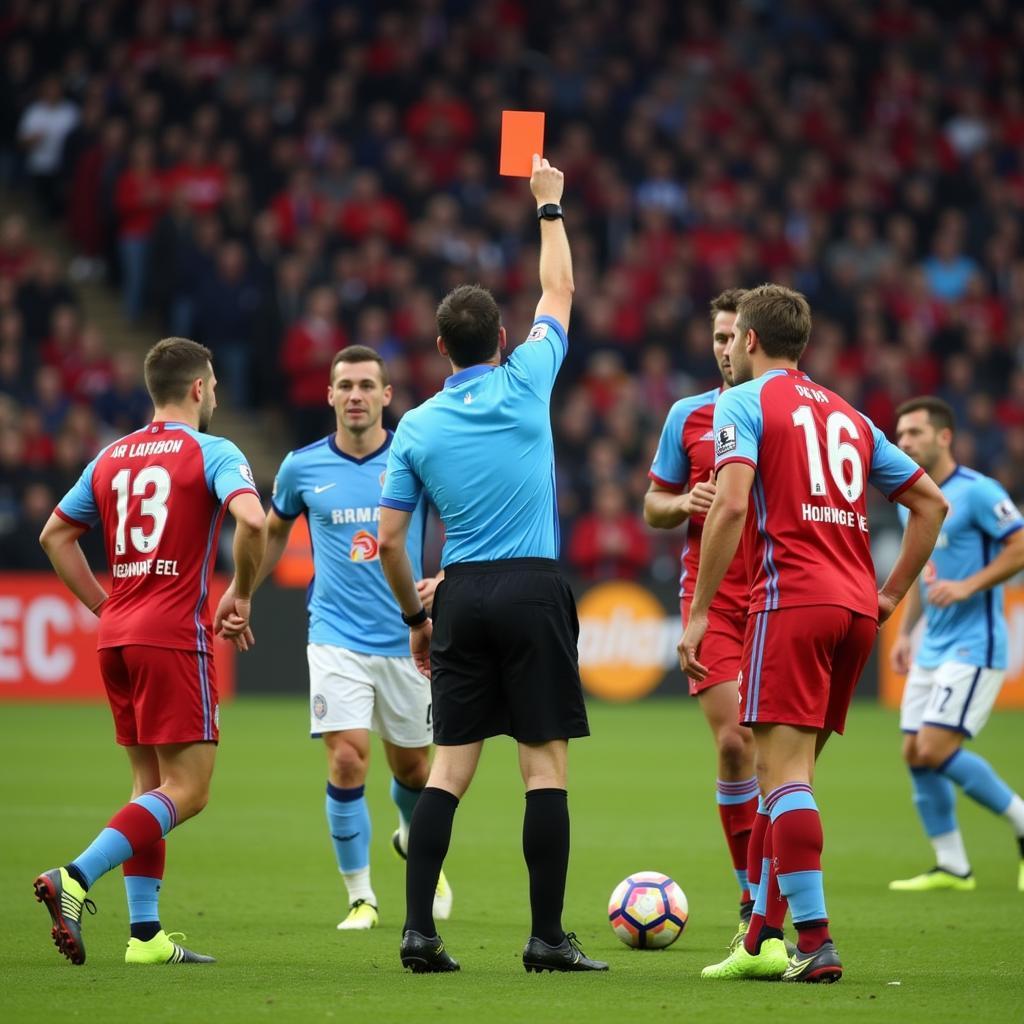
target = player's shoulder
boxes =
[284,436,331,465]
[667,387,719,422]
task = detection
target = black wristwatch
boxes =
[401,606,429,627]
[537,203,564,221]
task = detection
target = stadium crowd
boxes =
[3,0,1024,580]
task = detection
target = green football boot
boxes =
[126,930,216,964]
[701,937,788,980]
[33,867,96,966]
[888,867,976,892]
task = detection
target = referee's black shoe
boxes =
[400,929,460,973]
[523,932,609,973]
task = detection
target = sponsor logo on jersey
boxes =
[715,424,737,457]
[312,693,327,719]
[313,482,336,494]
[526,323,548,341]
[349,529,380,562]
[239,463,255,487]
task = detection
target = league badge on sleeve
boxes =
[239,463,256,487]
[715,424,737,457]
[526,323,548,342]
[993,498,1021,529]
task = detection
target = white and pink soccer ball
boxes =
[608,871,688,949]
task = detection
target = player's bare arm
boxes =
[216,507,293,642]
[879,474,948,622]
[38,513,108,615]
[531,155,573,332]
[214,492,266,652]
[927,526,1024,608]
[644,472,716,529]
[890,578,922,675]
[678,463,753,681]
[378,505,432,678]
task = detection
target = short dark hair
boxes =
[436,284,501,368]
[330,345,389,386]
[709,288,746,322]
[736,284,812,362]
[143,337,213,406]
[895,396,956,435]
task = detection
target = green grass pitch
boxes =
[2,699,1022,1023]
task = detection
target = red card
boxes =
[500,110,545,177]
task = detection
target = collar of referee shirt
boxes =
[444,364,497,389]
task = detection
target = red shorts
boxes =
[99,645,220,746]
[682,600,746,696]
[738,606,876,734]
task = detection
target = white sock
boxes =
[398,820,410,854]
[1003,794,1024,835]
[931,830,971,876]
[342,867,376,906]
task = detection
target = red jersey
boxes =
[649,388,749,616]
[55,421,259,653]
[712,368,922,618]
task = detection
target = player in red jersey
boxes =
[645,289,760,947]
[681,285,947,983]
[32,337,266,966]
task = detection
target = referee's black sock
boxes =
[523,788,569,947]
[404,787,459,937]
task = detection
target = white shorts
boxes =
[899,661,1006,738]
[307,644,432,747]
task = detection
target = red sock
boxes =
[107,801,165,851]
[123,838,166,879]
[716,783,759,902]
[762,822,788,933]
[742,807,770,955]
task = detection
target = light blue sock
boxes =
[71,793,175,888]
[124,876,161,923]
[910,767,957,836]
[939,749,1013,815]
[390,776,422,851]
[751,857,770,917]
[325,782,371,873]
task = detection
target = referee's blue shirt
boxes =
[380,315,567,567]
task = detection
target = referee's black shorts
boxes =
[429,558,590,745]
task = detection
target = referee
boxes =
[378,155,605,975]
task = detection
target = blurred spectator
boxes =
[0,482,58,570]
[280,286,348,444]
[17,76,79,215]
[568,483,651,582]
[115,137,164,321]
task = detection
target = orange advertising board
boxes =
[0,573,235,701]
[879,585,1024,708]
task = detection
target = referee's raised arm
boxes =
[531,153,574,333]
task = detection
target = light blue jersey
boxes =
[899,465,1023,669]
[272,432,427,657]
[380,316,566,566]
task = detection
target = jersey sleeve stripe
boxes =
[380,496,418,512]
[54,507,91,529]
[270,500,302,521]
[998,521,1024,542]
[534,315,568,355]
[220,486,258,508]
[716,455,757,473]
[886,466,925,502]
[648,471,685,493]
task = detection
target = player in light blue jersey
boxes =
[217,346,450,930]
[889,397,1024,892]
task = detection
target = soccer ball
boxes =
[608,872,688,949]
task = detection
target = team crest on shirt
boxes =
[350,530,380,562]
[313,693,327,719]
[239,463,255,487]
[715,424,737,456]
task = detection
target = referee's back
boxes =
[380,315,567,566]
